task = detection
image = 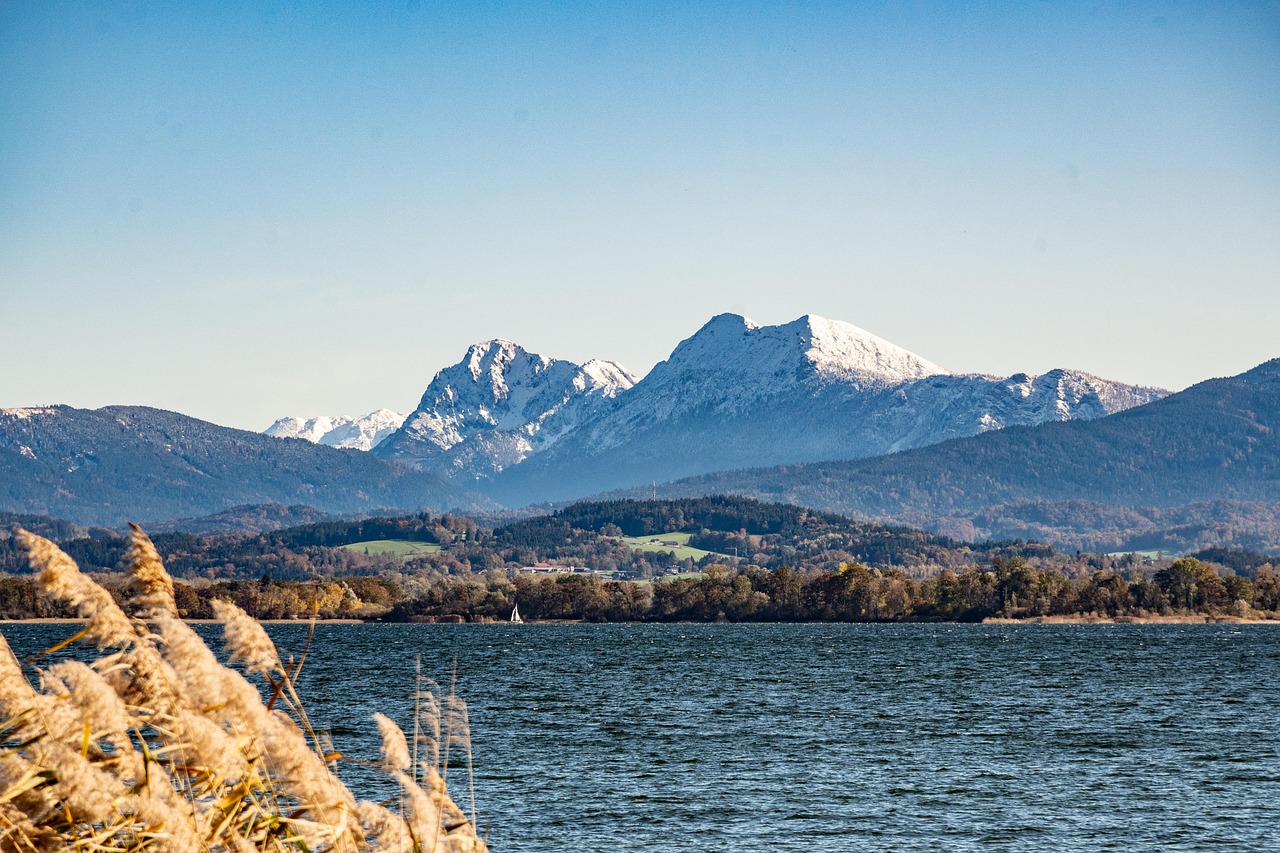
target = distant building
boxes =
[515,564,592,575]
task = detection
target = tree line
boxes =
[4,557,1274,623]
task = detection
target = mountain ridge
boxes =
[273,312,1163,494]
[486,313,1166,503]
[265,409,407,451]
[603,358,1280,550]
[265,312,1159,501]
[0,404,492,526]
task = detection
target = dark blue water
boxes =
[5,622,1279,851]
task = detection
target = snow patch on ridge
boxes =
[798,314,947,384]
[1,407,59,420]
[265,409,407,451]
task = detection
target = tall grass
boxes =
[0,526,488,853]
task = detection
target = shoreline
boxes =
[3,615,1278,626]
[982,614,1280,625]
[0,617,366,625]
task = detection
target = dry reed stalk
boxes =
[16,530,135,649]
[210,601,284,679]
[375,714,485,852]
[17,532,222,782]
[1,527,489,853]
[149,606,354,845]
[413,672,443,780]
[0,799,57,853]
[374,714,412,774]
[123,524,177,619]
[355,802,414,853]
[441,695,476,830]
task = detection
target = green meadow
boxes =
[339,539,444,557]
[617,531,725,561]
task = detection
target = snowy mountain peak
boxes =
[790,314,948,384]
[581,359,640,394]
[656,313,948,390]
[373,340,637,473]
[463,339,548,383]
[267,311,1166,501]
[264,409,407,451]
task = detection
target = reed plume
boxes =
[16,529,136,649]
[412,669,443,776]
[123,523,177,619]
[375,714,413,774]
[210,600,285,678]
[0,527,489,853]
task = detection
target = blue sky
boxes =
[2,1,1277,430]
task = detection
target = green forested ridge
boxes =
[542,496,856,536]
[146,503,338,535]
[0,510,484,580]
[496,496,1015,570]
[0,497,1046,581]
[0,511,96,542]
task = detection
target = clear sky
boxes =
[2,1,1277,431]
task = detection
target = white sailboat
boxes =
[510,604,524,624]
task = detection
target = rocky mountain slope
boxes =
[371,339,637,476]
[0,405,490,526]
[264,409,406,451]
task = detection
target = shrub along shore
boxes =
[2,556,1276,624]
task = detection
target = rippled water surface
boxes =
[6,622,1280,851]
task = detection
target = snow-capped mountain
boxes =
[264,409,407,451]
[486,313,1167,504]
[262,312,1166,505]
[651,312,947,395]
[371,340,637,476]
[552,313,949,448]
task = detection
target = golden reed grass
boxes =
[0,527,488,853]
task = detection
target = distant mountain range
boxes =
[0,405,491,526]
[271,313,1165,503]
[615,359,1280,552]
[8,312,1277,554]
[488,314,1165,504]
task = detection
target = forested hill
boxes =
[493,497,1033,570]
[514,496,908,538]
[0,511,98,542]
[1,497,1043,580]
[0,405,493,525]
[637,359,1280,520]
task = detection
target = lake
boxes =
[4,622,1279,851]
